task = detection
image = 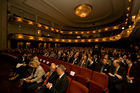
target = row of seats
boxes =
[7,53,109,93]
[40,63,108,93]
[37,55,109,93]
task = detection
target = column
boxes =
[0,0,8,49]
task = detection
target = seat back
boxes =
[91,71,108,89]
[89,80,104,93]
[64,63,72,73]
[70,65,81,76]
[66,76,72,93]
[79,67,92,79]
[68,80,88,93]
[76,75,89,87]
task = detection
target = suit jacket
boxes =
[27,65,45,83]
[42,71,59,87]
[71,57,80,65]
[50,74,68,93]
[109,66,126,84]
[96,63,110,74]
[87,61,96,71]
[78,60,88,68]
[128,63,140,85]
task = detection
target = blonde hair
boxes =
[30,60,40,66]
[33,56,39,61]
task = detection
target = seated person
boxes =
[21,60,45,93]
[39,64,68,93]
[9,54,29,80]
[78,55,88,68]
[95,58,110,75]
[36,63,58,93]
[87,56,96,70]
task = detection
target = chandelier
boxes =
[74,4,92,18]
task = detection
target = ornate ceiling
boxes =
[8,0,138,30]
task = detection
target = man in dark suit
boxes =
[108,60,126,93]
[71,52,80,65]
[92,45,101,57]
[87,57,96,70]
[96,58,110,75]
[36,63,58,93]
[46,64,69,93]
[78,55,88,68]
[126,58,140,93]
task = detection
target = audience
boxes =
[7,44,140,93]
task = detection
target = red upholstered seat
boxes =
[66,76,72,93]
[78,67,92,79]
[76,75,89,87]
[70,65,81,75]
[91,71,108,89]
[64,62,72,73]
[68,80,88,93]
[89,80,104,93]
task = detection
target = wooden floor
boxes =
[0,55,21,93]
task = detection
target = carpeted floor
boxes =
[0,55,21,93]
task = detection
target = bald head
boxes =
[50,63,56,72]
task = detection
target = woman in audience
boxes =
[21,60,45,93]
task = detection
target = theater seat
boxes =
[70,65,81,75]
[91,71,108,89]
[66,76,72,93]
[64,63,72,74]
[76,75,89,87]
[78,67,92,79]
[68,80,88,93]
[89,81,104,93]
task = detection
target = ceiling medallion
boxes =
[74,4,92,18]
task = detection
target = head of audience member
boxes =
[126,58,132,65]
[23,54,27,57]
[93,55,98,59]
[95,45,98,48]
[123,55,127,59]
[56,64,66,76]
[62,53,66,57]
[104,54,109,59]
[82,55,87,61]
[29,60,40,68]
[119,56,123,62]
[74,52,79,58]
[102,58,108,65]
[32,56,39,61]
[50,63,56,72]
[113,60,120,68]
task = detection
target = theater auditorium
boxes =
[0,0,140,93]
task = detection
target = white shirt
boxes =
[59,73,65,79]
